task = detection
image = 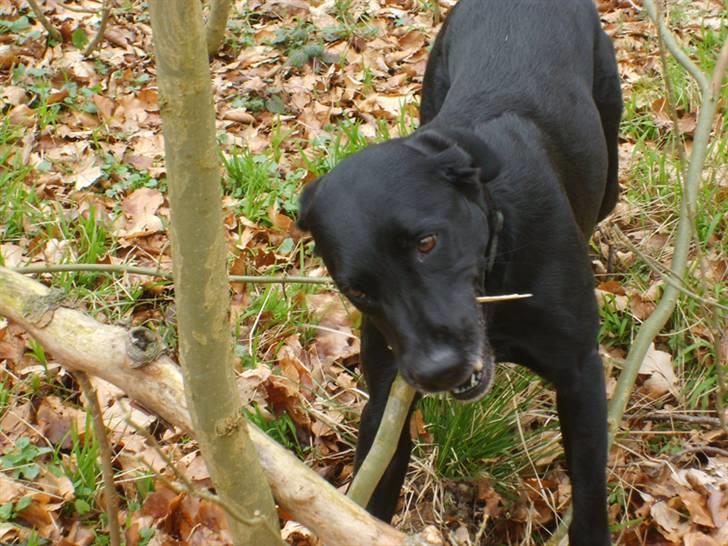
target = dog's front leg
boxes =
[353,318,416,522]
[554,350,610,546]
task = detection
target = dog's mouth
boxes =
[450,353,495,402]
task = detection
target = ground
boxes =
[0,0,726,545]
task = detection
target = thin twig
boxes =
[548,10,728,546]
[26,0,62,41]
[654,2,687,175]
[76,372,121,546]
[670,446,728,461]
[609,5,727,446]
[14,263,332,285]
[83,0,112,56]
[476,293,533,303]
[642,0,710,93]
[607,226,728,313]
[623,412,721,427]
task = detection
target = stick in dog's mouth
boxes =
[476,293,533,303]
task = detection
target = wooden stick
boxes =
[476,293,533,303]
[347,375,416,507]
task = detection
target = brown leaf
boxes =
[683,532,720,546]
[222,109,256,124]
[679,488,716,527]
[118,187,165,238]
[639,343,679,398]
[266,374,311,428]
[140,485,181,519]
[8,104,36,127]
[651,500,690,542]
[36,396,86,449]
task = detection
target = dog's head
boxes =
[298,128,501,402]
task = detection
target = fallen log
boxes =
[0,267,442,546]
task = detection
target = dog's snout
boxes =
[406,345,470,392]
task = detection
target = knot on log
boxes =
[126,327,164,368]
[22,288,65,327]
[215,414,244,437]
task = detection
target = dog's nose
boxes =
[407,345,470,392]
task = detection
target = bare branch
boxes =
[13,263,332,285]
[347,374,416,507]
[205,0,232,56]
[642,0,710,93]
[83,0,112,56]
[26,0,61,41]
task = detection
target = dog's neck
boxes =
[421,125,504,292]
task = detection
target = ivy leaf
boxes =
[72,28,89,49]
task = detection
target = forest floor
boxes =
[0,0,726,545]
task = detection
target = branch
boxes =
[642,0,709,93]
[76,372,122,546]
[149,1,281,542]
[13,263,332,285]
[608,17,728,446]
[26,0,62,41]
[83,0,112,56]
[205,0,232,56]
[347,374,416,507]
[0,266,442,546]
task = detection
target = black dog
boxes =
[298,0,621,543]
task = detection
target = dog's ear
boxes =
[297,177,323,232]
[405,129,500,183]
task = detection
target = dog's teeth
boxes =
[473,359,483,372]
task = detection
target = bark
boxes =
[147,2,279,544]
[205,0,233,56]
[0,266,443,546]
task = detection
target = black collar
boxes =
[480,187,503,296]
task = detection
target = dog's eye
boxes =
[416,234,437,254]
[348,288,367,301]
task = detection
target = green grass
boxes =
[419,365,559,486]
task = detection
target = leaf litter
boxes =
[0,0,726,544]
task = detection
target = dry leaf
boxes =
[639,343,679,398]
[650,501,690,542]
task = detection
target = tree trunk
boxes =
[0,267,443,546]
[147,2,280,544]
[206,0,233,56]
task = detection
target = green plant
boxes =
[245,403,304,457]
[0,437,52,479]
[223,148,303,223]
[60,417,101,517]
[419,365,558,485]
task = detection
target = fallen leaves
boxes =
[639,343,679,399]
[116,187,166,239]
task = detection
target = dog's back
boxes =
[423,0,621,233]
